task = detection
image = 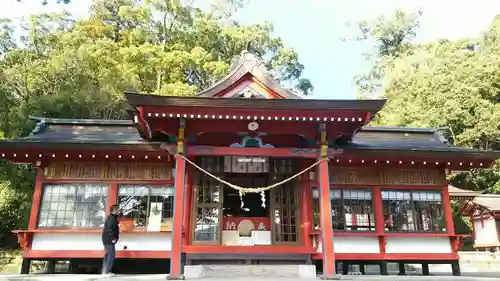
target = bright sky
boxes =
[2,0,500,99]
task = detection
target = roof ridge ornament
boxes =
[30,119,47,136]
[195,40,302,99]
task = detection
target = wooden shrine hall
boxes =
[1,51,499,279]
[450,186,500,252]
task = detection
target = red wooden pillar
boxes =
[168,119,187,280]
[317,123,339,280]
[372,187,384,233]
[106,183,118,216]
[442,185,455,234]
[300,160,313,248]
[442,184,458,258]
[28,167,44,230]
[318,160,340,279]
[181,163,193,244]
[372,187,386,255]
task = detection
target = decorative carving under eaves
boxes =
[44,162,172,181]
[230,136,274,148]
[329,167,445,186]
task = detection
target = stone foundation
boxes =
[183,264,317,279]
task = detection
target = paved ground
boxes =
[1,274,500,281]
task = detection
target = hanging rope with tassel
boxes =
[177,154,326,193]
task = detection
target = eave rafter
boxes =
[142,106,369,123]
[328,154,489,170]
[0,144,495,170]
[0,147,170,165]
[147,118,358,142]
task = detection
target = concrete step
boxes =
[184,264,317,279]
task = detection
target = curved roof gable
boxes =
[196,50,302,99]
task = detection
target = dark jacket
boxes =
[102,214,120,245]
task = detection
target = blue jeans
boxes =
[102,244,116,274]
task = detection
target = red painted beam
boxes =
[143,105,368,120]
[312,253,459,261]
[156,119,319,140]
[160,144,343,159]
[1,146,493,171]
[2,149,172,165]
[328,154,491,170]
[183,245,317,254]
[148,119,360,143]
[23,250,170,259]
[13,229,172,234]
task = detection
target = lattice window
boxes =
[193,174,221,244]
[273,179,300,243]
[118,184,174,230]
[38,183,108,228]
[223,156,269,173]
[272,158,294,174]
[44,163,172,181]
[271,158,300,244]
[198,156,224,174]
[312,188,375,232]
[382,190,445,232]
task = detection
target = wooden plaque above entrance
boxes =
[44,162,172,181]
[330,167,446,186]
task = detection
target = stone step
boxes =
[184,264,317,279]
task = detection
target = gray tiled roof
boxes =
[0,116,494,157]
[473,195,500,211]
[347,127,475,153]
[1,116,153,147]
[448,185,483,198]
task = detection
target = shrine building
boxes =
[450,186,500,252]
[1,51,499,278]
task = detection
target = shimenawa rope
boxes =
[178,154,326,193]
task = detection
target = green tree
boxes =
[346,9,422,97]
[0,0,312,246]
[352,10,500,193]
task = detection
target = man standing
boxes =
[102,204,120,277]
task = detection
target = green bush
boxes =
[452,201,472,235]
[0,181,27,248]
[0,249,21,272]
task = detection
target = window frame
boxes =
[36,177,175,230]
[37,182,109,229]
[330,187,376,232]
[312,186,376,233]
[381,189,446,233]
[190,171,223,245]
[117,183,175,231]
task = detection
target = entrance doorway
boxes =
[223,176,269,219]
[222,175,271,246]
[190,157,301,246]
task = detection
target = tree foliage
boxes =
[353,9,500,193]
[348,9,422,96]
[0,0,311,244]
